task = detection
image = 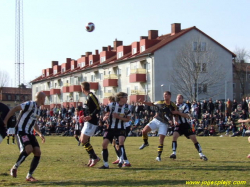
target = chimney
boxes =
[95,49,99,55]
[113,39,123,50]
[66,58,71,63]
[85,52,92,57]
[148,30,158,40]
[108,45,111,51]
[171,23,181,35]
[51,61,58,67]
[102,47,108,51]
[140,36,148,40]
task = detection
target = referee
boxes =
[3,92,46,182]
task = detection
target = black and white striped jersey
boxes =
[16,101,41,134]
[177,103,190,124]
[106,102,131,130]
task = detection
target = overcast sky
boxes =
[0,0,249,87]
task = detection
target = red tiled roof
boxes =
[31,26,236,83]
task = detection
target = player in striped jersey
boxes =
[99,92,131,169]
[79,82,101,167]
[3,92,46,182]
[139,91,178,161]
[170,94,208,161]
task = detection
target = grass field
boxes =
[0,135,250,187]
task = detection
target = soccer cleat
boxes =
[117,162,123,168]
[89,157,101,167]
[122,163,131,167]
[139,143,149,150]
[86,159,92,167]
[247,154,250,158]
[26,176,38,182]
[98,165,109,169]
[112,159,120,164]
[170,154,176,159]
[78,141,81,146]
[10,168,17,178]
[156,157,161,161]
[200,155,208,161]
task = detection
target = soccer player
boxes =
[79,82,100,167]
[139,91,178,161]
[6,115,17,144]
[3,92,46,182]
[169,94,208,161]
[99,92,131,169]
[238,118,250,158]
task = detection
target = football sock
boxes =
[157,144,163,157]
[114,145,119,157]
[7,136,9,144]
[28,156,40,176]
[14,150,28,168]
[83,142,97,159]
[118,145,127,162]
[102,149,108,162]
[194,142,202,153]
[75,137,79,142]
[12,135,15,144]
[172,141,177,153]
[142,134,148,144]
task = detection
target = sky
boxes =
[0,0,250,87]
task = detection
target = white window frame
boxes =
[117,51,123,59]
[89,60,93,65]
[101,57,106,63]
[132,48,137,54]
[81,62,85,67]
[141,45,145,52]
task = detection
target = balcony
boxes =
[103,74,118,87]
[62,83,70,93]
[41,90,50,96]
[89,82,98,90]
[104,92,114,98]
[129,89,146,103]
[129,68,146,83]
[69,85,81,92]
[50,88,61,95]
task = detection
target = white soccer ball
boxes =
[86,22,95,32]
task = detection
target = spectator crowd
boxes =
[37,96,250,138]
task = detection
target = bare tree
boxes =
[170,37,226,101]
[0,70,10,87]
[233,47,250,96]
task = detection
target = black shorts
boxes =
[174,123,195,139]
[103,129,126,143]
[114,126,131,145]
[74,130,81,136]
[17,132,40,151]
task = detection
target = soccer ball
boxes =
[86,22,95,32]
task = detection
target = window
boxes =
[100,90,103,98]
[81,62,85,67]
[100,73,103,80]
[127,87,130,95]
[55,83,57,88]
[202,63,206,72]
[233,93,236,99]
[8,95,11,100]
[47,71,50,76]
[16,95,20,101]
[76,94,79,102]
[101,57,106,63]
[147,62,150,70]
[42,74,45,77]
[36,87,38,92]
[108,71,111,75]
[70,77,74,85]
[203,84,207,93]
[132,48,137,55]
[134,86,138,90]
[62,68,65,73]
[233,83,235,89]
[54,70,57,75]
[117,69,121,75]
[193,63,201,72]
[193,42,198,51]
[117,52,123,58]
[141,45,145,52]
[126,67,130,76]
[91,75,95,82]
[89,60,93,65]
[84,76,87,81]
[201,42,206,51]
[71,65,74,70]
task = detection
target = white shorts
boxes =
[81,122,98,137]
[7,128,15,135]
[147,118,168,136]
